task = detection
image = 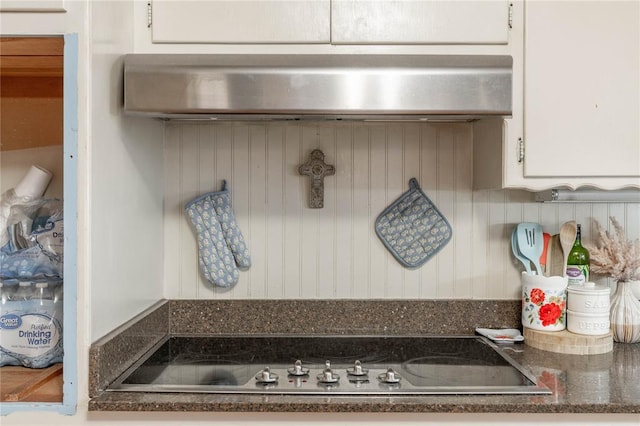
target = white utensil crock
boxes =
[522,273,568,331]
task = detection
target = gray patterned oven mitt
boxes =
[185,180,251,287]
[375,178,452,269]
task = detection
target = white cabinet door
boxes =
[0,0,65,11]
[523,0,640,178]
[332,0,510,44]
[151,0,330,43]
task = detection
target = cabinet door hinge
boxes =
[517,137,525,164]
[508,3,513,29]
[147,2,152,28]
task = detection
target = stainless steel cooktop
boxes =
[107,335,550,395]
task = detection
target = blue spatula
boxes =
[511,227,532,275]
[516,222,544,276]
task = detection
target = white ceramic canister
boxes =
[567,309,611,336]
[522,273,568,331]
[567,282,610,314]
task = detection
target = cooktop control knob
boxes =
[255,367,279,384]
[377,368,401,384]
[346,360,369,378]
[317,360,340,384]
[287,359,310,376]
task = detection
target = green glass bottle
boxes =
[566,224,590,286]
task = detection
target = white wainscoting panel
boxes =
[164,122,639,300]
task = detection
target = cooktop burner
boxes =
[107,335,550,395]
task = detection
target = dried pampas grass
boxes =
[586,216,640,282]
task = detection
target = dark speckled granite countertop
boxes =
[88,300,640,413]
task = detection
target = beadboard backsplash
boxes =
[163,122,639,300]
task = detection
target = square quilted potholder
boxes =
[375,178,452,269]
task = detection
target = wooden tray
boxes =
[524,328,613,355]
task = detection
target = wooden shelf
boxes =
[0,37,64,56]
[0,37,63,77]
[0,364,63,403]
[1,55,63,77]
[1,36,63,152]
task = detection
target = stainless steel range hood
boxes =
[123,54,512,120]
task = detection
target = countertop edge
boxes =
[87,396,640,414]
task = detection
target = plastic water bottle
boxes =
[0,282,3,305]
[1,281,8,305]
[52,280,63,304]
[34,281,54,306]
[0,279,18,305]
[14,280,33,301]
[0,279,21,366]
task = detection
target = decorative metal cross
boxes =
[298,149,335,209]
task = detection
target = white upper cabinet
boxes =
[0,0,72,34]
[522,0,640,179]
[151,0,331,44]
[496,0,640,190]
[475,0,640,190]
[0,0,65,12]
[149,0,510,45]
[331,0,510,44]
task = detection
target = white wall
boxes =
[164,121,640,300]
[88,0,164,342]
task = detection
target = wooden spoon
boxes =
[546,234,564,277]
[559,221,577,275]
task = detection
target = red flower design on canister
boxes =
[539,302,562,326]
[530,288,545,305]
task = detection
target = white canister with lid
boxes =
[567,282,610,314]
[567,310,611,336]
